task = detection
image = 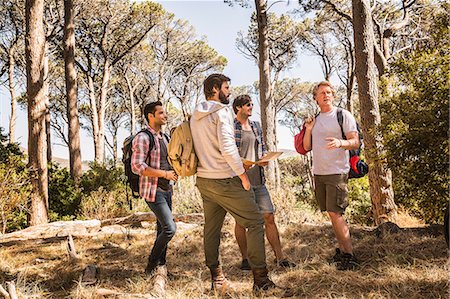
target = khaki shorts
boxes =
[314,174,349,214]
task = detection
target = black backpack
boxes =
[122,129,154,199]
[337,108,369,179]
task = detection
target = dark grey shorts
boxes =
[314,174,349,214]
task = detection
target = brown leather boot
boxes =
[210,267,231,296]
[252,267,293,297]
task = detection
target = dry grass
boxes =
[0,211,447,299]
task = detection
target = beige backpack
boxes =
[168,120,198,177]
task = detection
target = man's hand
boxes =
[304,116,316,130]
[244,164,254,171]
[165,170,178,182]
[325,137,342,149]
[239,172,251,190]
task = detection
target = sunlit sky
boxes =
[0,0,333,161]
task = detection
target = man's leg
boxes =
[145,191,176,274]
[328,211,353,254]
[196,178,227,269]
[263,213,283,260]
[234,222,248,259]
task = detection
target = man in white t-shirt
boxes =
[303,81,360,270]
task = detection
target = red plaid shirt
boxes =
[131,125,161,202]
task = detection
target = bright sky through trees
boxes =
[0,0,328,161]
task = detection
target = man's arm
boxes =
[217,111,250,190]
[325,131,360,150]
[131,133,177,181]
[303,116,315,151]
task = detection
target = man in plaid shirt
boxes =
[131,101,178,275]
[232,94,296,271]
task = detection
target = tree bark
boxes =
[125,74,136,135]
[8,49,17,143]
[64,0,82,182]
[255,0,276,185]
[352,0,398,224]
[95,60,111,163]
[43,40,52,163]
[26,0,49,226]
[88,76,100,162]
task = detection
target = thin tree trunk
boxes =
[26,0,49,225]
[125,74,136,134]
[43,40,51,162]
[113,132,117,165]
[88,76,100,162]
[64,0,82,182]
[255,0,276,186]
[97,60,111,163]
[8,50,17,143]
[352,0,398,225]
[346,72,355,114]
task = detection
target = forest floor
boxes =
[0,214,448,298]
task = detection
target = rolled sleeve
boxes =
[131,133,150,176]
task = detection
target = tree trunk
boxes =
[64,0,82,182]
[8,50,17,143]
[112,130,118,165]
[26,0,49,226]
[352,0,398,225]
[88,76,100,162]
[346,72,355,114]
[255,0,276,185]
[43,40,52,163]
[45,101,52,163]
[125,74,136,134]
[96,60,111,163]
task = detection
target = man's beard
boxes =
[219,90,229,104]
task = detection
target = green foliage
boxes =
[380,7,449,223]
[0,128,30,232]
[279,157,315,206]
[80,161,126,195]
[48,163,82,221]
[345,177,372,225]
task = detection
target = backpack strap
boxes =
[138,129,155,164]
[337,108,346,140]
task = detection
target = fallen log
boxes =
[67,234,80,261]
[101,212,204,227]
[152,265,167,298]
[6,282,17,299]
[0,283,9,298]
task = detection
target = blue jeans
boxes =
[146,190,176,265]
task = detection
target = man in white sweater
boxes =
[191,74,283,295]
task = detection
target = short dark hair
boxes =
[143,101,163,122]
[232,94,251,114]
[203,73,230,99]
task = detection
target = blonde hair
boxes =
[312,81,335,99]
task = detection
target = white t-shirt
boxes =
[311,107,358,175]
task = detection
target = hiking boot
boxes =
[252,267,293,297]
[144,259,158,276]
[210,267,232,296]
[239,258,251,271]
[276,258,296,268]
[328,248,343,265]
[337,253,359,271]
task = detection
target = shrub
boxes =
[48,163,82,221]
[80,161,125,195]
[172,177,203,214]
[345,177,372,225]
[80,187,129,220]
